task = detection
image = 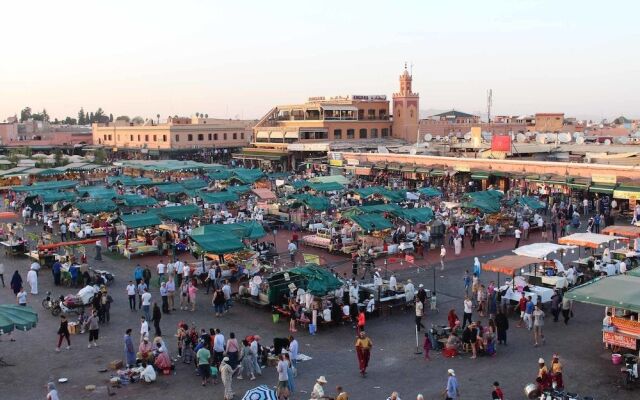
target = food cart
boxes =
[567,274,640,352]
[482,255,554,304]
[559,232,626,278]
[513,243,578,288]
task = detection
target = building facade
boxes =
[419,111,527,137]
[92,118,255,154]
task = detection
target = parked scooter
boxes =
[622,354,639,389]
[89,267,114,286]
[41,291,55,311]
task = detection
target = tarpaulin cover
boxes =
[558,232,624,249]
[12,180,78,192]
[519,196,546,210]
[191,221,266,240]
[190,234,244,255]
[153,183,187,194]
[291,180,309,189]
[75,200,118,214]
[308,182,344,192]
[462,190,504,213]
[121,194,158,207]
[107,176,153,186]
[390,207,434,224]
[28,190,76,204]
[308,175,350,185]
[120,213,162,229]
[150,204,202,222]
[180,179,208,190]
[513,243,577,258]
[348,213,392,232]
[566,275,640,313]
[418,187,442,197]
[199,191,239,204]
[289,194,330,211]
[601,225,640,239]
[267,263,342,303]
[226,185,252,194]
[207,170,233,181]
[0,304,38,333]
[229,168,265,184]
[78,187,117,200]
[356,204,402,214]
[482,255,544,275]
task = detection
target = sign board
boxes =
[351,95,387,101]
[471,126,482,147]
[454,165,470,172]
[346,159,360,166]
[603,331,637,350]
[329,159,343,167]
[630,196,637,209]
[491,135,512,152]
[288,142,330,152]
[308,96,325,102]
[592,174,617,184]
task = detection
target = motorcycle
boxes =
[622,354,639,389]
[90,267,114,286]
[50,285,98,316]
[41,291,54,311]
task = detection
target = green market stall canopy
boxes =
[566,275,640,313]
[120,213,162,229]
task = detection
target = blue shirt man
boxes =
[446,369,459,399]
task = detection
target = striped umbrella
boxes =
[242,385,277,400]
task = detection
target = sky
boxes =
[1,0,639,122]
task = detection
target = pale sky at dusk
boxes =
[1,0,638,122]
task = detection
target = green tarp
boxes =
[589,183,617,194]
[120,213,162,229]
[180,179,209,190]
[107,176,153,186]
[226,185,252,194]
[78,187,117,200]
[121,194,158,207]
[356,204,402,214]
[390,207,434,224]
[290,194,330,211]
[190,234,244,255]
[355,186,406,202]
[153,183,187,194]
[75,200,118,214]
[417,187,442,197]
[566,275,640,313]
[308,175,350,185]
[309,181,344,192]
[348,213,393,232]
[35,168,64,176]
[191,221,266,241]
[267,264,343,304]
[199,191,239,204]
[0,304,38,333]
[150,205,202,222]
[27,190,76,204]
[291,180,309,189]
[229,168,265,184]
[519,196,546,210]
[462,190,504,213]
[12,180,78,192]
[207,170,233,181]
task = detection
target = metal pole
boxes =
[414,324,422,354]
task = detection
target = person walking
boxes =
[288,240,297,263]
[160,282,169,314]
[26,268,38,295]
[94,239,103,261]
[226,332,240,369]
[166,275,176,311]
[462,296,473,329]
[423,332,432,361]
[126,281,136,311]
[514,227,522,249]
[46,382,60,400]
[220,357,235,399]
[16,286,28,306]
[0,262,5,287]
[495,307,509,345]
[355,331,372,377]
[491,381,505,400]
[139,316,149,343]
[276,353,290,400]
[533,303,545,347]
[212,287,225,317]
[285,352,296,395]
[524,295,534,330]
[136,280,147,310]
[415,298,425,332]
[561,296,573,325]
[188,281,198,312]
[141,287,152,321]
[55,315,71,352]
[197,343,212,386]
[151,302,162,337]
[236,339,256,380]
[288,335,299,374]
[10,270,23,295]
[124,328,136,368]
[440,245,446,270]
[443,369,460,400]
[86,309,100,348]
[142,265,152,287]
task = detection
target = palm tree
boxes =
[196,112,200,118]
[205,113,208,118]
[156,114,160,124]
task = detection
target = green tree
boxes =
[54,149,64,166]
[85,111,89,124]
[94,108,104,121]
[78,107,86,124]
[42,108,50,122]
[109,113,114,122]
[20,107,32,122]
[131,116,144,125]
[115,115,130,123]
[89,112,94,123]
[93,148,107,164]
[53,118,59,124]
[64,116,77,125]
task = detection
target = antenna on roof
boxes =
[487,89,493,123]
[410,62,413,76]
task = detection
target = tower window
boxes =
[233,133,237,140]
[214,133,218,140]
[175,134,180,142]
[359,128,367,139]
[347,129,355,139]
[224,133,227,140]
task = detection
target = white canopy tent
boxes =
[513,242,577,259]
[558,232,625,249]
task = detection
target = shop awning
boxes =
[348,213,393,232]
[566,177,590,190]
[589,183,617,194]
[121,195,158,207]
[387,163,402,171]
[75,200,118,214]
[208,170,232,181]
[12,180,78,192]
[513,243,577,259]
[518,196,546,210]
[390,207,434,224]
[566,275,640,313]
[401,165,416,173]
[289,193,330,211]
[256,131,269,139]
[613,185,640,200]
[601,225,640,239]
[482,255,545,275]
[190,234,244,255]
[284,131,298,139]
[320,105,358,112]
[199,191,239,204]
[120,213,162,229]
[471,171,490,180]
[429,169,445,176]
[150,204,202,222]
[373,163,387,170]
[308,182,344,192]
[269,131,284,139]
[153,183,187,194]
[558,232,624,248]
[78,187,117,200]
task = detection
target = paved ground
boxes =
[0,224,636,400]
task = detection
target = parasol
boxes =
[0,212,18,220]
[0,305,38,334]
[242,385,277,400]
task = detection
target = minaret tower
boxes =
[392,63,420,143]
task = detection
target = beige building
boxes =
[534,113,565,132]
[92,117,255,155]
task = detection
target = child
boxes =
[423,332,432,360]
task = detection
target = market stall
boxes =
[482,255,554,304]
[567,274,640,351]
[559,232,627,278]
[513,243,578,288]
[117,213,163,258]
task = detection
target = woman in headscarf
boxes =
[10,270,22,295]
[473,257,481,277]
[220,357,234,399]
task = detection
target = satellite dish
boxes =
[516,133,526,143]
[481,131,492,141]
[576,137,585,145]
[424,133,432,142]
[558,133,571,143]
[536,133,548,144]
[604,139,612,145]
[409,148,417,155]
[463,132,471,140]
